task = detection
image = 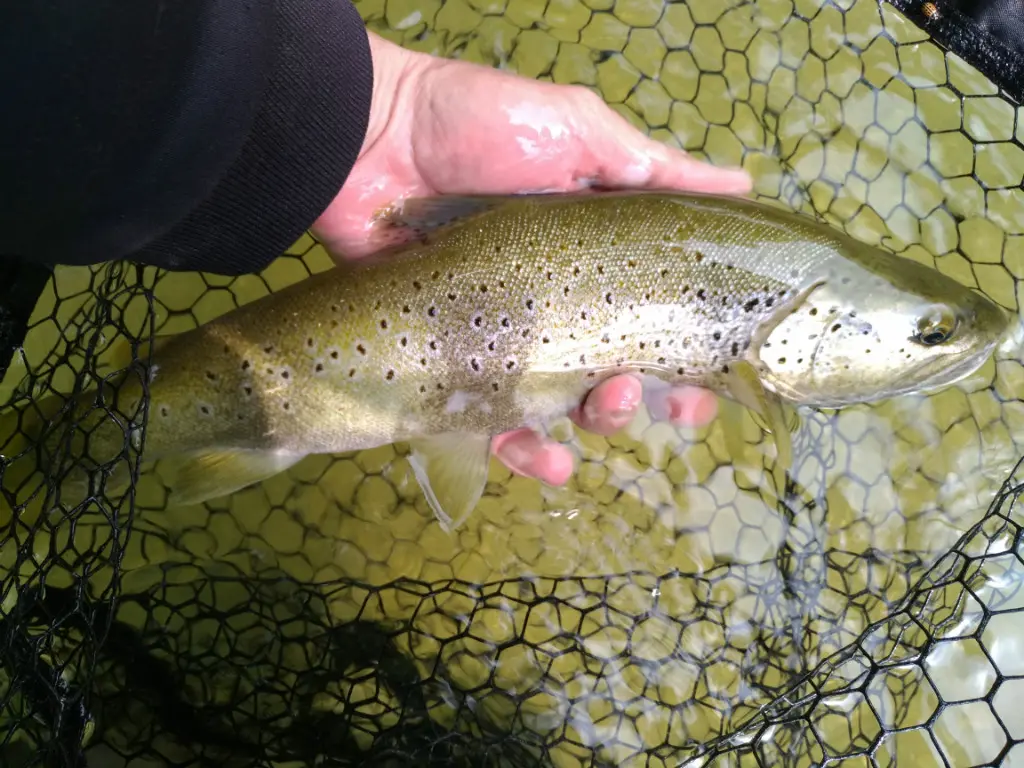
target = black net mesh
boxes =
[3,0,1024,766]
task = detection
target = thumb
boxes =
[574,91,752,194]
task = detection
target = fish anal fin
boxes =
[164,449,305,508]
[407,433,493,533]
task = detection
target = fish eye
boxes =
[913,306,958,347]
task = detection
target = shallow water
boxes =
[3,0,1024,765]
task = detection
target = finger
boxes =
[569,375,644,436]
[646,385,720,427]
[492,428,576,486]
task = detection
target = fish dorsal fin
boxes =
[378,196,509,240]
[406,432,493,533]
[163,449,305,508]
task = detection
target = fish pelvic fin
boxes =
[163,449,306,508]
[407,433,493,533]
[375,196,509,243]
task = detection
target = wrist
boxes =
[358,32,431,162]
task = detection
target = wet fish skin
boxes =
[10,191,1009,529]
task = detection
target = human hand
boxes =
[312,31,750,485]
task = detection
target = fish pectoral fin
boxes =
[407,433,493,533]
[724,360,793,492]
[164,449,306,508]
[378,196,506,239]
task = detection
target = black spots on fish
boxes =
[564,286,571,297]
[428,306,438,318]
[306,337,315,349]
[545,270,553,281]
[577,238,584,248]
[429,341,438,351]
[597,265,605,276]
[330,350,340,360]
[657,357,666,365]
[265,367,274,375]
[809,307,818,316]
[315,363,325,373]
[401,305,412,315]
[159,405,170,418]
[601,334,611,344]
[471,358,481,372]
[494,245,502,254]
[243,386,253,397]
[682,285,690,295]
[521,329,530,338]
[492,382,500,392]
[205,371,217,382]
[281,370,290,380]
[199,404,211,416]
[501,317,511,329]
[419,384,427,394]
[283,402,290,411]
[694,251,704,263]
[580,310,589,321]
[627,259,637,268]
[644,292,653,302]
[373,300,382,312]
[564,361,571,368]
[356,344,367,355]
[348,368,356,378]
[696,289,706,301]
[676,367,685,375]
[525,299,535,311]
[506,360,516,370]
[386,370,395,381]
[605,292,614,304]
[400,336,408,348]
[487,341,496,352]
[579,353,587,365]
[731,341,740,356]
[797,357,804,364]
[660,268,669,278]
[413,281,422,291]
[380,319,388,330]
[331,305,339,313]
[479,283,489,293]
[639,341,647,351]
[764,297,775,308]
[831,323,842,333]
[447,292,457,301]
[542,336,551,344]
[572,266,581,277]
[713,331,722,341]
[431,271,441,281]
[473,315,483,328]
[721,364,730,374]
[777,357,787,365]
[263,345,274,354]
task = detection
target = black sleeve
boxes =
[0,0,374,276]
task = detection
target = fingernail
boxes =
[497,442,534,476]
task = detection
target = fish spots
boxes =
[525,299,535,311]
[473,315,483,328]
[413,281,422,291]
[505,359,516,370]
[263,345,274,354]
[356,344,367,355]
[731,342,740,356]
[280,370,290,380]
[696,289,706,300]
[400,336,408,347]
[777,357,787,365]
[159,405,170,418]
[205,371,217,382]
[198,403,212,417]
[492,382,500,392]
[694,252,704,263]
[330,350,340,360]
[605,292,613,304]
[831,324,842,333]
[349,369,356,378]
[501,317,511,329]
[809,307,818,316]
[471,358,481,372]
[242,360,250,371]
[243,386,253,397]
[283,402,290,411]
[306,337,315,349]
[676,367,685,375]
[479,284,489,293]
[380,319,388,330]
[428,306,438,317]
[386,370,395,381]
[315,363,324,373]
[713,331,722,341]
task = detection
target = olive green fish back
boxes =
[2,0,1024,767]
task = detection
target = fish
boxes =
[0,191,1010,531]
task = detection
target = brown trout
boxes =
[5,191,1009,530]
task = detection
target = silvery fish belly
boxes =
[69,191,1011,530]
